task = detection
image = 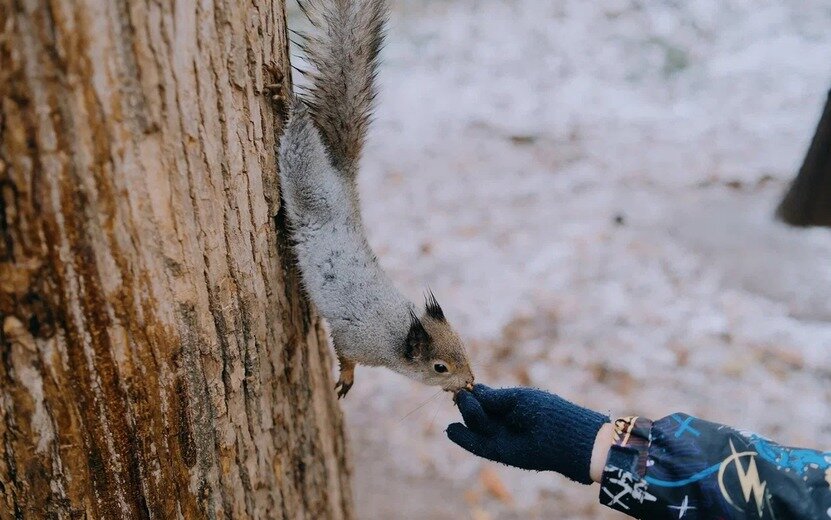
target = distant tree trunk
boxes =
[777,89,831,227]
[0,0,352,518]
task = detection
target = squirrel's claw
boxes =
[262,60,285,104]
[263,62,284,83]
[263,83,284,102]
[334,379,353,399]
[334,356,355,399]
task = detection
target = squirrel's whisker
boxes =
[399,390,443,422]
[427,399,443,431]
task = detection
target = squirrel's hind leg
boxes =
[334,354,356,399]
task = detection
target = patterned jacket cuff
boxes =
[598,416,657,517]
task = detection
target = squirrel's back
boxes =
[279,102,410,367]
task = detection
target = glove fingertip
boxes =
[446,423,475,447]
[447,423,497,462]
[472,384,515,415]
[455,389,477,410]
[445,422,467,438]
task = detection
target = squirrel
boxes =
[273,0,474,398]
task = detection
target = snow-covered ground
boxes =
[293,0,831,518]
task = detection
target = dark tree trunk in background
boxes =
[0,0,352,518]
[777,89,831,227]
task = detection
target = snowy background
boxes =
[292,0,831,518]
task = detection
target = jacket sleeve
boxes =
[598,414,831,519]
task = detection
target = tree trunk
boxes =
[777,89,831,227]
[0,0,352,518]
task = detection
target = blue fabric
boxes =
[600,414,831,519]
[446,384,610,484]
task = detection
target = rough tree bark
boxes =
[0,0,352,518]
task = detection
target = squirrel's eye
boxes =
[434,363,448,373]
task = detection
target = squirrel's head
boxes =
[403,292,474,392]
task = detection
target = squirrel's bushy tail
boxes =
[295,0,386,180]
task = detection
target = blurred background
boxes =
[291,0,831,518]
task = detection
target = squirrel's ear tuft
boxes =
[405,310,430,360]
[425,290,445,321]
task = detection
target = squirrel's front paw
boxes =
[334,378,353,399]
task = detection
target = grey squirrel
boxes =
[274,0,474,398]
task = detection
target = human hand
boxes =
[446,384,609,484]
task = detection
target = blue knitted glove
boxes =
[446,384,609,484]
